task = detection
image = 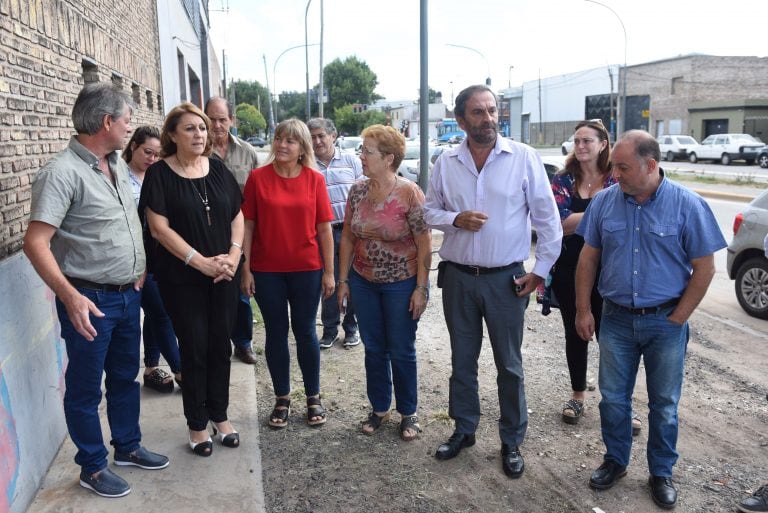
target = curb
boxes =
[691,189,755,203]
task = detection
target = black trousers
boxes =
[551,264,603,392]
[159,278,238,431]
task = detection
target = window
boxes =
[671,76,683,95]
[146,90,154,111]
[111,73,123,89]
[81,58,98,84]
[131,83,141,106]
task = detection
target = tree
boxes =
[322,56,382,114]
[235,103,266,138]
[276,91,307,121]
[231,80,270,114]
[334,105,387,135]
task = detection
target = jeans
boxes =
[320,227,357,338]
[56,286,142,475]
[231,292,254,349]
[252,270,322,397]
[349,270,418,416]
[141,273,180,372]
[598,300,689,476]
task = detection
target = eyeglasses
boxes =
[361,146,383,157]
[141,147,160,158]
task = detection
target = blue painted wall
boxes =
[0,252,67,513]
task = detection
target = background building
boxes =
[0,2,220,512]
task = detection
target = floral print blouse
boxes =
[346,177,428,283]
[551,171,616,220]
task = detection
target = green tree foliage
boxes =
[276,91,307,121]
[322,56,382,114]
[334,105,387,136]
[231,80,270,114]
[235,103,266,138]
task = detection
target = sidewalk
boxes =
[26,360,266,513]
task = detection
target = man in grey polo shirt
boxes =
[205,96,260,365]
[23,83,169,498]
[308,118,363,349]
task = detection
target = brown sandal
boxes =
[361,411,390,435]
[306,396,327,426]
[399,415,421,442]
[268,398,291,429]
[562,399,585,425]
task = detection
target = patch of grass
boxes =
[666,170,767,188]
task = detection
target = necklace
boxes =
[178,156,211,226]
[368,176,398,203]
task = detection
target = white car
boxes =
[337,136,362,155]
[688,133,764,165]
[397,143,435,182]
[561,135,574,155]
[540,155,566,182]
[657,135,698,162]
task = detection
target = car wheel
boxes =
[561,146,568,156]
[759,154,768,168]
[666,151,674,162]
[721,153,731,165]
[688,152,697,163]
[735,257,768,319]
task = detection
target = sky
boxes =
[208,0,767,107]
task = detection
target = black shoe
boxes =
[435,433,475,461]
[737,484,768,513]
[79,468,131,498]
[649,476,677,509]
[589,460,627,490]
[114,446,169,470]
[234,345,258,364]
[343,332,360,347]
[319,333,338,349]
[501,444,525,478]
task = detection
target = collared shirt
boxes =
[577,173,726,307]
[212,133,260,189]
[29,136,146,283]
[128,169,142,207]
[424,137,562,278]
[315,148,363,223]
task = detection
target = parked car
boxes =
[757,146,768,168]
[397,142,435,182]
[688,133,764,165]
[657,135,698,161]
[337,136,362,154]
[561,135,574,155]
[540,155,566,182]
[726,189,768,319]
[245,135,267,148]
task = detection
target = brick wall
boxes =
[0,0,165,258]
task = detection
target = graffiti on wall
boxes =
[0,367,20,512]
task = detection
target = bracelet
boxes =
[184,248,197,266]
[231,241,243,253]
[337,279,349,285]
[415,285,429,298]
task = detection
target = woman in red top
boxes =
[241,118,335,429]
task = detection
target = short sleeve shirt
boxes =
[316,149,364,223]
[346,177,428,283]
[213,134,260,190]
[577,174,727,307]
[29,136,146,283]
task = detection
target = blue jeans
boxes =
[252,270,322,397]
[141,273,180,372]
[56,286,142,475]
[231,292,254,349]
[349,270,418,416]
[598,300,689,476]
[320,227,357,338]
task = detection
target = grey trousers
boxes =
[442,262,528,447]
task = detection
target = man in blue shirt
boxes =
[575,130,726,509]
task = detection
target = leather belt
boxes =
[448,261,519,276]
[66,276,134,293]
[331,223,344,230]
[611,298,679,315]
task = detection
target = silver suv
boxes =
[726,189,768,318]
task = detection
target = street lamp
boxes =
[446,44,491,86]
[305,0,313,120]
[585,0,627,135]
[508,65,514,88]
[273,43,319,123]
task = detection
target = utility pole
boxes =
[537,69,543,145]
[608,67,615,142]
[263,54,275,137]
[318,0,324,118]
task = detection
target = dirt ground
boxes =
[251,236,767,513]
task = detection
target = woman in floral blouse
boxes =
[337,124,431,442]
